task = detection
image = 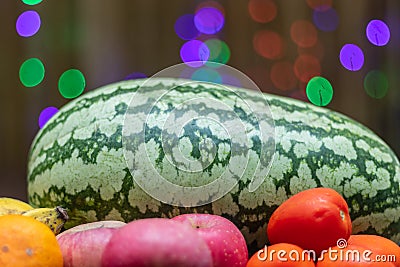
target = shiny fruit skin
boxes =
[267,187,352,255]
[0,214,63,267]
[246,243,315,267]
[316,243,396,267]
[347,235,400,267]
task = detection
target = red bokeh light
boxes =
[248,0,277,23]
[306,0,333,11]
[294,54,321,83]
[297,39,325,60]
[290,20,318,48]
[196,1,225,16]
[270,61,297,91]
[253,30,285,59]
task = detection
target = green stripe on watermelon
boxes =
[27,78,400,253]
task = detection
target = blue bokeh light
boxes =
[180,40,210,68]
[366,19,390,46]
[16,10,41,37]
[38,106,58,128]
[125,72,147,80]
[313,8,339,32]
[174,14,199,40]
[194,7,225,35]
[339,44,364,71]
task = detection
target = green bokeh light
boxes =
[22,0,43,5]
[205,39,231,67]
[19,58,45,87]
[58,69,86,99]
[306,76,333,106]
[364,70,388,99]
[191,68,222,84]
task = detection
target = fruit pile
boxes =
[57,214,248,267]
[0,188,398,266]
[247,188,400,267]
[0,197,67,266]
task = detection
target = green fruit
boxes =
[27,78,400,252]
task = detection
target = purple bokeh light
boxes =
[39,106,58,128]
[221,74,242,87]
[174,14,199,40]
[313,8,339,32]
[339,44,364,71]
[125,72,147,80]
[180,40,210,68]
[194,7,224,35]
[16,10,41,37]
[366,20,390,46]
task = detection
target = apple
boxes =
[56,220,126,267]
[101,218,213,267]
[171,214,248,267]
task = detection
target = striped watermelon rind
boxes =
[28,78,400,252]
[122,78,276,207]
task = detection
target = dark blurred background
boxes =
[1,0,400,200]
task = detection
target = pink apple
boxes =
[171,214,248,267]
[101,218,213,267]
[56,220,126,267]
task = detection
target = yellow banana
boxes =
[0,197,34,215]
[0,197,69,234]
[21,206,69,235]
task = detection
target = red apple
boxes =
[171,214,248,267]
[57,220,126,267]
[101,218,213,267]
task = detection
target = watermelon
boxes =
[27,78,400,251]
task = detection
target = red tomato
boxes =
[246,243,315,267]
[267,188,352,255]
[347,235,400,267]
[316,243,396,267]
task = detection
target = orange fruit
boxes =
[316,243,396,267]
[246,243,316,267]
[347,235,400,267]
[0,214,63,267]
[267,188,352,256]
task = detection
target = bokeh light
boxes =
[313,7,339,32]
[19,58,45,87]
[38,106,58,129]
[191,68,223,84]
[339,44,364,71]
[174,14,199,41]
[253,30,284,59]
[205,39,231,66]
[125,72,147,80]
[306,76,333,106]
[364,70,388,99]
[196,1,225,16]
[290,20,318,48]
[58,69,86,99]
[180,40,210,68]
[22,0,43,5]
[270,61,297,91]
[366,20,390,46]
[221,74,242,87]
[16,10,41,37]
[297,39,325,60]
[194,7,224,35]
[306,0,332,11]
[290,89,308,102]
[196,34,219,42]
[294,54,321,83]
[248,0,277,23]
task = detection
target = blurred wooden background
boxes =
[1,0,399,200]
